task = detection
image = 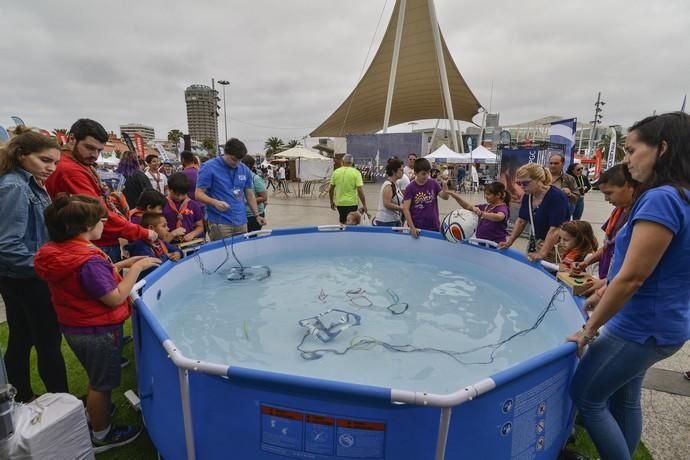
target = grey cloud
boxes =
[1,0,688,153]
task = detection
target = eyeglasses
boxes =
[575,168,583,172]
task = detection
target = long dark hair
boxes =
[628,111,690,202]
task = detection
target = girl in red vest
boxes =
[35,193,160,453]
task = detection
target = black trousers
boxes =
[0,277,68,402]
[247,213,265,232]
[337,205,359,224]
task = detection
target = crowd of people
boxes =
[0,119,269,453]
[0,112,688,457]
[326,113,690,460]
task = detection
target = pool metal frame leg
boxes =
[434,407,452,460]
[178,368,196,460]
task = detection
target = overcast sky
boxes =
[2,0,688,152]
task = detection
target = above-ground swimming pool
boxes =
[132,226,585,460]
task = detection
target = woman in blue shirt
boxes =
[0,127,68,401]
[499,162,569,263]
[568,112,690,459]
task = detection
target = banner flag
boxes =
[133,133,146,160]
[548,118,577,169]
[0,125,9,142]
[10,116,25,127]
[606,127,617,170]
[121,133,137,154]
[55,132,68,145]
[154,143,172,162]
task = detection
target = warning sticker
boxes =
[335,419,385,458]
[261,406,304,451]
[260,405,385,459]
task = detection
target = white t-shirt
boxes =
[278,166,286,180]
[267,168,274,179]
[403,165,415,179]
[396,173,410,192]
[375,180,404,224]
[145,169,167,193]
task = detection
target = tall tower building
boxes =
[184,84,218,147]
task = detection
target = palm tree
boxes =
[202,138,217,154]
[168,129,184,146]
[286,139,301,149]
[597,130,626,164]
[264,137,285,159]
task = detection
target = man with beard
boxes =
[46,119,156,261]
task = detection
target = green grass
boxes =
[0,320,654,460]
[0,319,156,459]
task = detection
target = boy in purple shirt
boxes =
[180,151,199,201]
[402,158,450,237]
[162,173,204,242]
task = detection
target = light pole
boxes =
[587,92,605,156]
[217,80,230,143]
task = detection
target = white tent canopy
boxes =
[425,144,466,163]
[465,145,497,163]
[274,147,330,161]
[96,154,119,165]
[274,147,332,180]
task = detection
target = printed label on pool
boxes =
[260,405,385,459]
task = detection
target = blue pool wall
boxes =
[134,226,586,459]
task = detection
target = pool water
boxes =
[153,247,574,394]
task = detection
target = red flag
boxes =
[55,132,68,145]
[134,133,146,160]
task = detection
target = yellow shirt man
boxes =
[329,156,368,224]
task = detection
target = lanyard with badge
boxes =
[228,165,242,200]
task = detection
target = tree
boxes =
[286,139,301,149]
[202,138,217,154]
[264,137,285,159]
[168,129,184,146]
[597,130,626,164]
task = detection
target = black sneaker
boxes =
[120,357,130,368]
[122,335,134,346]
[684,370,690,381]
[92,424,142,454]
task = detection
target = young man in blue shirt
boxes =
[195,138,265,240]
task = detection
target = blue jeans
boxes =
[572,196,585,220]
[570,329,682,460]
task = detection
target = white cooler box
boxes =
[0,393,94,460]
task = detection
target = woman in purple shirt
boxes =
[568,112,690,459]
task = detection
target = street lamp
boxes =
[587,92,605,156]
[217,80,230,143]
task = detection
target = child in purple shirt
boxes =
[162,173,204,242]
[402,158,450,236]
[448,182,511,243]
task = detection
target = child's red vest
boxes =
[34,239,129,327]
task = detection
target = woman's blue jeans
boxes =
[570,328,682,460]
[572,196,585,220]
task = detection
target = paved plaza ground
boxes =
[1,183,687,459]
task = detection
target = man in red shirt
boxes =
[46,119,155,261]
